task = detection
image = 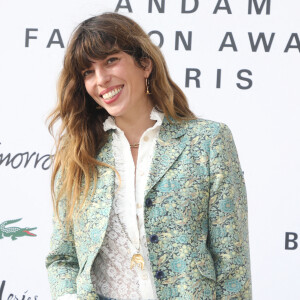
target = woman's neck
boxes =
[115,101,156,145]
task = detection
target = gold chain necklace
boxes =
[116,213,145,270]
[129,143,139,148]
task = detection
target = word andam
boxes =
[114,0,272,15]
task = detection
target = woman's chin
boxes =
[105,107,125,118]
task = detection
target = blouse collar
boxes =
[103,106,164,132]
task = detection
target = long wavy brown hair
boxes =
[47,12,196,228]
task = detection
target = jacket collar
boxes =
[144,116,188,197]
[97,115,188,201]
[158,115,187,140]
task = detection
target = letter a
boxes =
[284,33,300,52]
[115,0,133,12]
[213,0,232,14]
[219,32,237,51]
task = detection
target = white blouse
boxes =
[58,107,164,300]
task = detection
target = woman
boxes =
[46,12,252,300]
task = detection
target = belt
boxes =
[97,294,156,300]
[97,295,118,300]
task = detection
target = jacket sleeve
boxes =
[45,173,79,299]
[208,123,252,299]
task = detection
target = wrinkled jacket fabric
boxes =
[46,117,252,300]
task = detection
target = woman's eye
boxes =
[107,57,119,64]
[82,70,93,77]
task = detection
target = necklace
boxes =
[116,213,145,270]
[130,143,139,148]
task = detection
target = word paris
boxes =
[114,0,271,14]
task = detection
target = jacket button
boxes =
[145,198,153,207]
[150,234,159,243]
[155,270,164,279]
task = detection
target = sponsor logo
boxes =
[0,280,38,300]
[0,143,52,170]
[285,232,298,250]
[0,218,37,241]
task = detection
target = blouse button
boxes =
[145,198,153,207]
[143,136,149,142]
[150,234,159,243]
[155,270,164,279]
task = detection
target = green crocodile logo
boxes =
[0,218,37,240]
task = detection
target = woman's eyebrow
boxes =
[87,59,96,64]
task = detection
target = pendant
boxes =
[130,253,145,270]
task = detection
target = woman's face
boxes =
[82,51,152,119]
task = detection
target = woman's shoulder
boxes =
[184,117,231,140]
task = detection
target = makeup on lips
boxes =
[100,85,124,104]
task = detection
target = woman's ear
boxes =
[141,58,153,77]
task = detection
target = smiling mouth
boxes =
[101,86,123,100]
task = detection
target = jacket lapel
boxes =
[89,132,116,246]
[144,117,187,197]
[93,119,187,217]
[95,131,116,211]
[97,131,115,167]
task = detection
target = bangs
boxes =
[71,30,121,73]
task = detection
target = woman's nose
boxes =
[95,68,111,87]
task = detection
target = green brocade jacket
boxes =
[46,117,252,300]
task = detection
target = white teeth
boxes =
[102,87,122,100]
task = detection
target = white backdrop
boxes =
[0,0,299,299]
